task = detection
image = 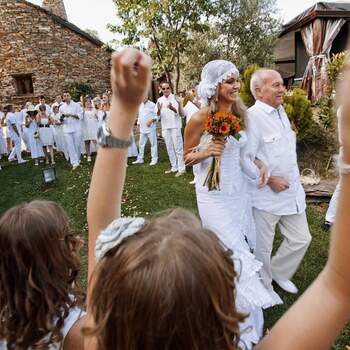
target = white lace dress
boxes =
[194,131,282,349]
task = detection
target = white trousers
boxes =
[138,130,158,162]
[253,209,312,288]
[64,131,82,166]
[325,181,341,223]
[9,136,23,162]
[162,128,185,172]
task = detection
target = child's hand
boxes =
[111,49,152,111]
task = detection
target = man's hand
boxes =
[146,118,154,127]
[258,164,269,189]
[111,49,152,112]
[168,102,177,113]
[267,176,290,193]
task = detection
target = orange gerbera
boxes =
[205,118,213,129]
[219,122,230,135]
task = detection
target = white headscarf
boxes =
[197,60,239,107]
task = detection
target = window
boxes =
[13,74,34,95]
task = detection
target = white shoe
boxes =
[165,168,177,174]
[189,179,196,185]
[175,171,186,177]
[72,165,79,170]
[18,160,28,164]
[149,160,157,166]
[87,156,92,162]
[274,279,298,294]
[132,159,144,164]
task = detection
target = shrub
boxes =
[283,88,312,142]
[240,64,260,107]
[69,81,94,102]
[315,96,336,130]
[326,51,347,93]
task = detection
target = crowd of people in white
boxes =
[0,85,201,176]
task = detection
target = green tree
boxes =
[109,0,216,92]
[240,64,260,107]
[216,0,281,71]
[69,82,94,102]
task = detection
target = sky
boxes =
[27,0,350,43]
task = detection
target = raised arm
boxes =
[87,49,151,282]
[255,61,350,350]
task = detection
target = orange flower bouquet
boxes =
[203,111,241,191]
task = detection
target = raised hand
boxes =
[111,49,152,112]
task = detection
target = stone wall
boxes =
[0,0,111,107]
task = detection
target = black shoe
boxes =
[322,221,332,231]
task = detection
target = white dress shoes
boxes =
[274,279,298,294]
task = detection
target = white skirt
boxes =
[38,126,54,146]
[83,116,98,141]
[196,191,282,349]
[0,128,7,154]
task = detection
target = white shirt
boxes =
[6,112,19,139]
[138,100,157,133]
[59,101,83,133]
[156,94,181,129]
[183,101,199,124]
[244,100,306,216]
[35,103,52,115]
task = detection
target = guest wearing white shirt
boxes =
[59,92,83,169]
[133,97,158,165]
[35,95,52,116]
[6,105,27,164]
[156,82,185,176]
[245,69,312,294]
[51,95,64,110]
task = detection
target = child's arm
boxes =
[87,49,151,282]
[256,60,350,350]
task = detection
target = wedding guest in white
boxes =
[35,95,52,115]
[82,99,98,162]
[6,105,27,164]
[25,105,44,166]
[2,109,12,154]
[51,95,64,109]
[60,92,83,170]
[132,96,158,165]
[245,69,312,294]
[51,105,69,160]
[93,97,107,128]
[183,92,200,184]
[156,82,186,176]
[37,105,55,165]
[325,107,343,229]
[0,105,7,157]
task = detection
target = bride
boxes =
[184,60,282,348]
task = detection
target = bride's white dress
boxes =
[194,131,282,349]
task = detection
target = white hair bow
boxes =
[95,217,145,261]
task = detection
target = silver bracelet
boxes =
[338,147,350,174]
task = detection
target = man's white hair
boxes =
[250,69,280,99]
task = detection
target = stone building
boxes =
[0,0,111,107]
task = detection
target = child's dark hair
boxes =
[0,200,84,349]
[85,208,245,350]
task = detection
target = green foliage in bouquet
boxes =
[326,51,347,92]
[315,96,336,130]
[69,81,94,102]
[283,88,312,142]
[240,64,260,107]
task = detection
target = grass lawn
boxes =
[0,147,349,349]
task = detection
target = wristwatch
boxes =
[97,123,132,148]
